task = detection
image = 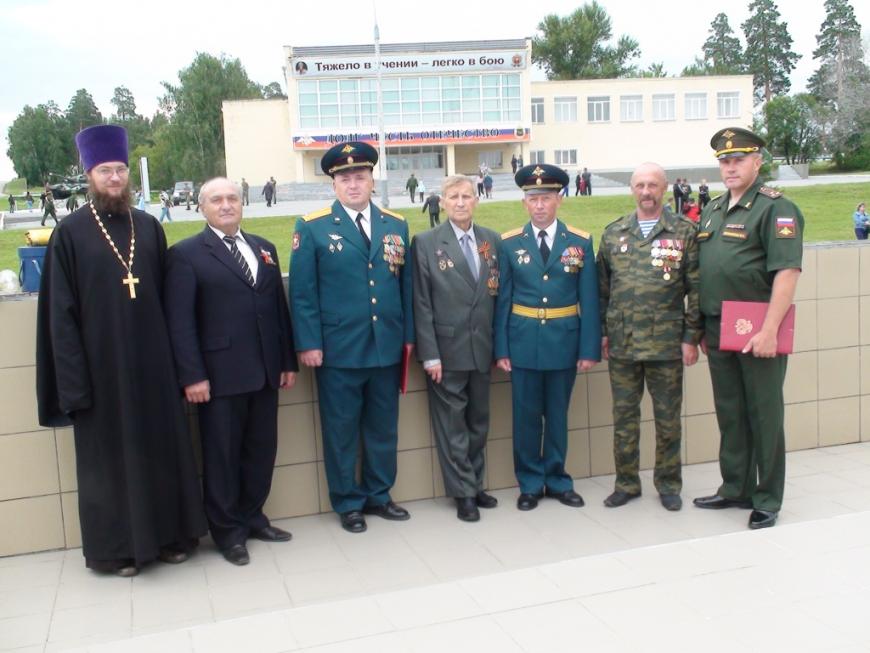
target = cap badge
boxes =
[341,145,355,153]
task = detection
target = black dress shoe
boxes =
[603,489,640,508]
[250,525,292,542]
[222,544,250,566]
[660,494,683,511]
[363,501,410,521]
[517,492,543,511]
[456,497,480,522]
[475,491,498,509]
[158,548,190,564]
[748,509,778,529]
[545,488,584,507]
[340,510,367,533]
[693,494,753,510]
[115,564,139,577]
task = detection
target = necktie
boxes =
[356,213,371,248]
[538,230,550,263]
[223,235,255,286]
[461,234,479,280]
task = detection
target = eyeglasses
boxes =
[93,165,130,177]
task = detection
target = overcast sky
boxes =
[2,0,867,181]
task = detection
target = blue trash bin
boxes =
[18,246,47,292]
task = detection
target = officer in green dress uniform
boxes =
[597,163,701,512]
[494,164,601,511]
[693,127,803,530]
[289,142,414,534]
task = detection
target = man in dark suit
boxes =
[289,141,414,534]
[164,177,298,566]
[673,178,684,214]
[412,175,500,522]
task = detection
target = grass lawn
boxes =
[1,181,867,273]
[2,178,29,195]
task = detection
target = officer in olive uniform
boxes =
[597,162,701,512]
[494,164,601,511]
[693,127,803,530]
[289,142,414,534]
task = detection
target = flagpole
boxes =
[373,2,389,207]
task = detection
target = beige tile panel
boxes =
[587,371,614,428]
[316,462,331,513]
[793,247,816,301]
[589,426,615,477]
[276,403,317,466]
[567,374,589,431]
[817,298,859,349]
[816,246,859,298]
[0,495,64,557]
[818,397,860,447]
[263,462,320,520]
[566,428,590,479]
[785,402,819,451]
[405,359,427,394]
[861,246,870,296]
[0,367,44,436]
[0,431,59,501]
[685,413,721,465]
[0,300,37,368]
[861,297,870,347]
[783,352,818,404]
[488,382,513,440]
[61,492,81,549]
[392,448,433,503]
[485,438,516,490]
[313,402,323,461]
[793,300,818,353]
[55,428,76,493]
[398,391,431,451]
[684,360,715,416]
[278,366,314,406]
[862,346,870,396]
[817,348,859,401]
[862,400,870,443]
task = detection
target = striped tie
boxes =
[223,235,255,286]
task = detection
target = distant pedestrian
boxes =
[511,154,518,174]
[40,189,57,226]
[65,193,79,213]
[262,179,274,207]
[483,174,493,199]
[575,172,581,196]
[698,179,710,208]
[405,173,418,203]
[422,192,441,228]
[581,168,592,196]
[476,172,484,198]
[854,202,868,240]
[25,191,33,210]
[417,179,426,203]
[270,176,278,204]
[241,178,250,206]
[7,194,15,213]
[159,190,172,223]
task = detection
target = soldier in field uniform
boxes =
[597,162,701,512]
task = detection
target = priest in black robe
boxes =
[36,124,206,576]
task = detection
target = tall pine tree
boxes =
[703,13,746,74]
[808,0,868,106]
[742,0,800,102]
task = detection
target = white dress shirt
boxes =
[210,225,259,281]
[343,203,371,240]
[531,220,557,252]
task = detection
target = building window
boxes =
[587,96,610,123]
[554,97,577,123]
[685,93,707,120]
[531,97,544,124]
[620,95,643,122]
[479,151,503,170]
[652,94,675,121]
[717,92,740,118]
[529,150,545,165]
[554,150,577,166]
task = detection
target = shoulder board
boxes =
[604,215,628,231]
[758,186,783,199]
[711,193,723,203]
[566,225,591,239]
[302,207,331,222]
[380,207,405,221]
[501,227,524,239]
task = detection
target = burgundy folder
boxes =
[400,343,414,394]
[719,301,796,354]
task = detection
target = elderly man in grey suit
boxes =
[412,175,501,522]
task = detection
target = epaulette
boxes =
[501,227,524,239]
[380,207,405,221]
[566,225,591,239]
[604,216,627,231]
[758,186,783,199]
[302,207,332,222]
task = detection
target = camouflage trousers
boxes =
[608,358,683,495]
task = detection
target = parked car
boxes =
[171,181,194,205]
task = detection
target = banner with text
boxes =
[290,51,526,78]
[292,127,530,150]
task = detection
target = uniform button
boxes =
[542,297,548,303]
[543,274,549,281]
[372,315,378,322]
[371,297,377,304]
[369,280,375,287]
[540,319,546,325]
[368,263,373,269]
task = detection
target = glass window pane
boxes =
[383,102,399,114]
[422,112,440,122]
[383,90,399,102]
[441,77,459,88]
[421,77,439,89]
[444,88,460,100]
[462,87,480,100]
[322,115,339,127]
[483,110,500,120]
[381,79,398,90]
[483,87,499,98]
[320,92,337,104]
[402,101,420,112]
[401,78,419,90]
[443,99,460,111]
[502,73,520,86]
[504,86,519,98]
[483,99,500,112]
[462,76,480,88]
[299,106,318,117]
[482,75,500,86]
[298,81,317,93]
[298,93,318,106]
[422,88,440,101]
[319,80,337,92]
[320,105,338,117]
[443,111,460,122]
[422,100,440,112]
[339,80,358,91]
[462,109,481,120]
[300,116,318,127]
[402,89,420,101]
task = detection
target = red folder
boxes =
[400,343,414,394]
[719,301,796,354]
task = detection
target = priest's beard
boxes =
[91,181,132,216]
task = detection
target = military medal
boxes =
[328,233,344,253]
[516,249,528,264]
[439,260,447,271]
[89,202,139,299]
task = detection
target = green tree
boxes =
[635,62,667,78]
[65,88,103,133]
[110,86,138,121]
[109,86,153,153]
[158,52,262,182]
[742,0,801,102]
[6,102,72,183]
[532,1,641,80]
[763,94,823,164]
[703,14,746,74]
[262,82,287,99]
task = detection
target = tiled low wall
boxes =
[1,242,868,557]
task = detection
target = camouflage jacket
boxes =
[596,208,701,361]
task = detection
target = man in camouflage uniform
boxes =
[596,162,701,511]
